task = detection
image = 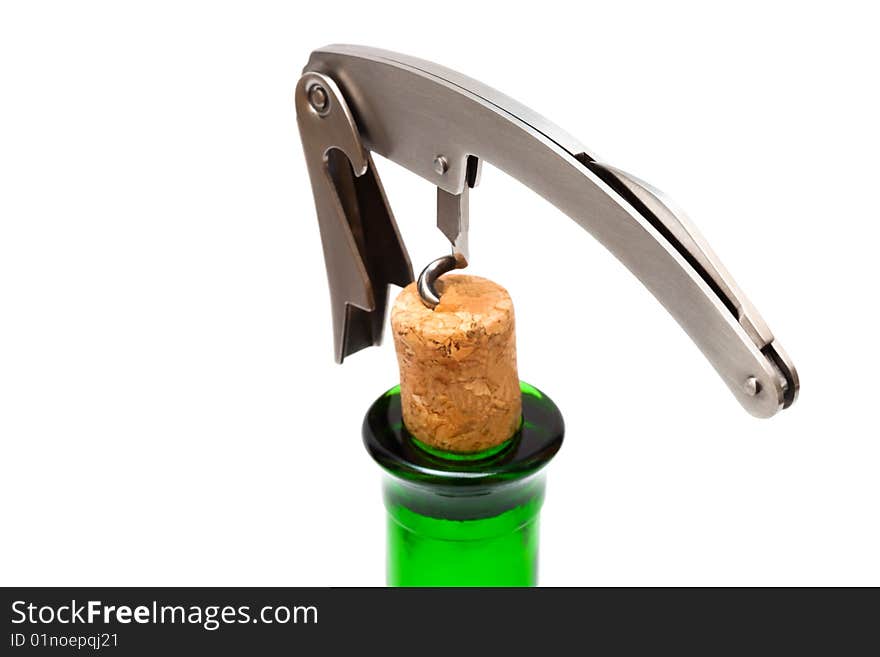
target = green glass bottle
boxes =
[363,381,564,586]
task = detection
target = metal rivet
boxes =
[308,85,329,114]
[433,155,449,175]
[743,376,761,396]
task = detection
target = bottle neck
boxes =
[363,381,564,586]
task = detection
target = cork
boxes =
[390,274,522,453]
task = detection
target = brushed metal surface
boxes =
[297,46,798,417]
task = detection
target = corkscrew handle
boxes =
[295,44,798,418]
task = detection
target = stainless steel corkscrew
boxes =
[295,44,798,418]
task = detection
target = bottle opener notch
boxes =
[296,45,799,417]
[295,71,413,362]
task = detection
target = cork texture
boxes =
[390,274,521,453]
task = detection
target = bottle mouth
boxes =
[363,381,564,487]
[407,418,522,463]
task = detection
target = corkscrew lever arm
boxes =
[295,44,798,418]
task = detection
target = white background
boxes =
[1,1,878,586]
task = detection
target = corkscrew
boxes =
[295,44,798,418]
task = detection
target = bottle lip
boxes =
[362,381,564,487]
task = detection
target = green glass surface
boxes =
[363,382,564,587]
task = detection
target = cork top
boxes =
[390,275,522,453]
